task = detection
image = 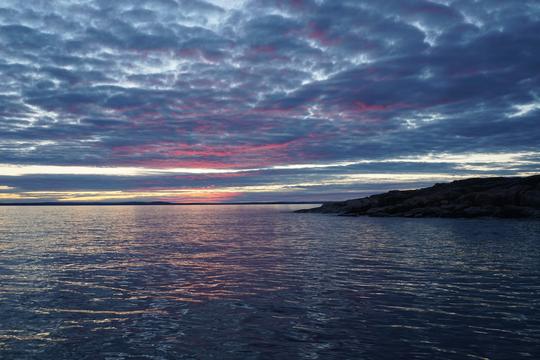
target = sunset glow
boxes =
[0,0,539,202]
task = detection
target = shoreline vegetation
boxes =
[296,175,540,219]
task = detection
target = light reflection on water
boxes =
[0,205,539,359]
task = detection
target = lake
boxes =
[1,205,539,359]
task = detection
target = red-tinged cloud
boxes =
[132,159,240,169]
[352,101,413,113]
[158,191,243,203]
[307,22,341,47]
[1,0,540,202]
[111,139,306,169]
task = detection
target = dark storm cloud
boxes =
[1,0,539,201]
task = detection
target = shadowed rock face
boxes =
[297,175,540,218]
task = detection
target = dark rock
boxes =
[296,175,540,219]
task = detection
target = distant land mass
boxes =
[0,201,321,206]
[297,175,540,218]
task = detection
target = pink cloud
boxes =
[307,22,341,46]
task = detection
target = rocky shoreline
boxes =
[296,175,540,218]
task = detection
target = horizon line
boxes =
[0,201,324,206]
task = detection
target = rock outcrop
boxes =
[296,175,540,218]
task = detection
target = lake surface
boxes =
[0,205,539,359]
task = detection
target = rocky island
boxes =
[297,175,540,218]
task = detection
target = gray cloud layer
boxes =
[1,0,539,201]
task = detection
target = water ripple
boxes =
[1,205,539,359]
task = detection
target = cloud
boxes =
[0,0,539,201]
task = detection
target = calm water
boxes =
[0,205,539,359]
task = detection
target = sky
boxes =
[1,0,539,203]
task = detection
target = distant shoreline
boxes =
[0,201,321,206]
